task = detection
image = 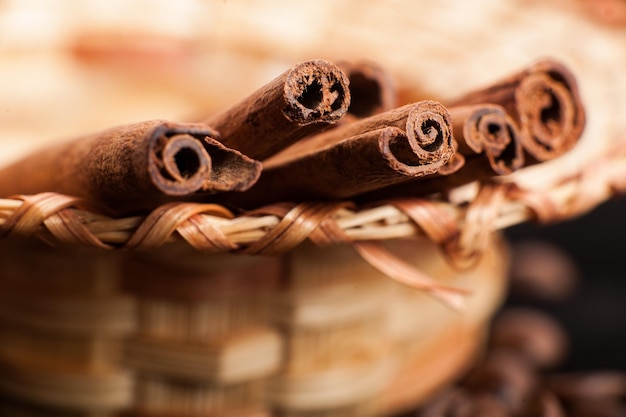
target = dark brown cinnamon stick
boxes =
[355,104,524,201]
[449,104,524,175]
[450,59,585,161]
[202,59,351,160]
[267,100,453,168]
[0,120,261,210]
[337,60,397,119]
[222,101,454,207]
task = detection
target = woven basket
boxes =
[1,1,625,415]
[0,234,507,417]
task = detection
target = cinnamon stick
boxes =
[223,101,455,207]
[337,60,397,120]
[202,59,351,160]
[449,104,524,175]
[0,120,261,210]
[450,59,585,161]
[267,100,453,168]
[355,104,524,201]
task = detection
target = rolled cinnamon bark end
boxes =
[220,102,455,208]
[148,133,211,196]
[265,101,451,171]
[450,104,524,175]
[85,121,262,200]
[221,124,453,208]
[338,60,397,118]
[284,60,350,124]
[205,60,350,160]
[516,61,584,161]
[148,132,261,196]
[0,120,261,209]
[404,100,455,171]
[451,59,585,162]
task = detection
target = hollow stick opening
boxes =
[203,60,351,160]
[337,60,397,119]
[450,59,585,162]
[219,101,455,208]
[449,104,524,175]
[0,120,261,212]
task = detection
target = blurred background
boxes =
[1,0,626,373]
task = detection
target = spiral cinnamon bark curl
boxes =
[222,101,455,207]
[203,60,351,160]
[516,61,584,160]
[451,59,585,162]
[450,104,524,176]
[0,121,261,212]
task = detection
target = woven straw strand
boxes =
[1,142,625,261]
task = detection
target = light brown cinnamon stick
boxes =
[450,59,585,161]
[202,59,351,160]
[223,101,454,207]
[337,60,397,119]
[0,120,261,210]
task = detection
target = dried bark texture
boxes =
[449,104,524,175]
[228,101,455,207]
[203,59,351,160]
[337,60,397,119]
[357,156,510,202]
[266,100,454,168]
[0,120,261,210]
[450,59,585,161]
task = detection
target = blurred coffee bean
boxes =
[509,240,580,301]
[518,391,565,417]
[546,371,626,400]
[466,394,509,417]
[491,308,568,369]
[462,349,537,413]
[417,388,474,417]
[417,389,510,417]
[568,398,626,417]
[408,230,626,417]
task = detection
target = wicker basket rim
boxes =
[0,141,623,260]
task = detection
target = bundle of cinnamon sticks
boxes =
[0,58,585,214]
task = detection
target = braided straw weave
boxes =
[1,140,624,260]
[0,2,624,415]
